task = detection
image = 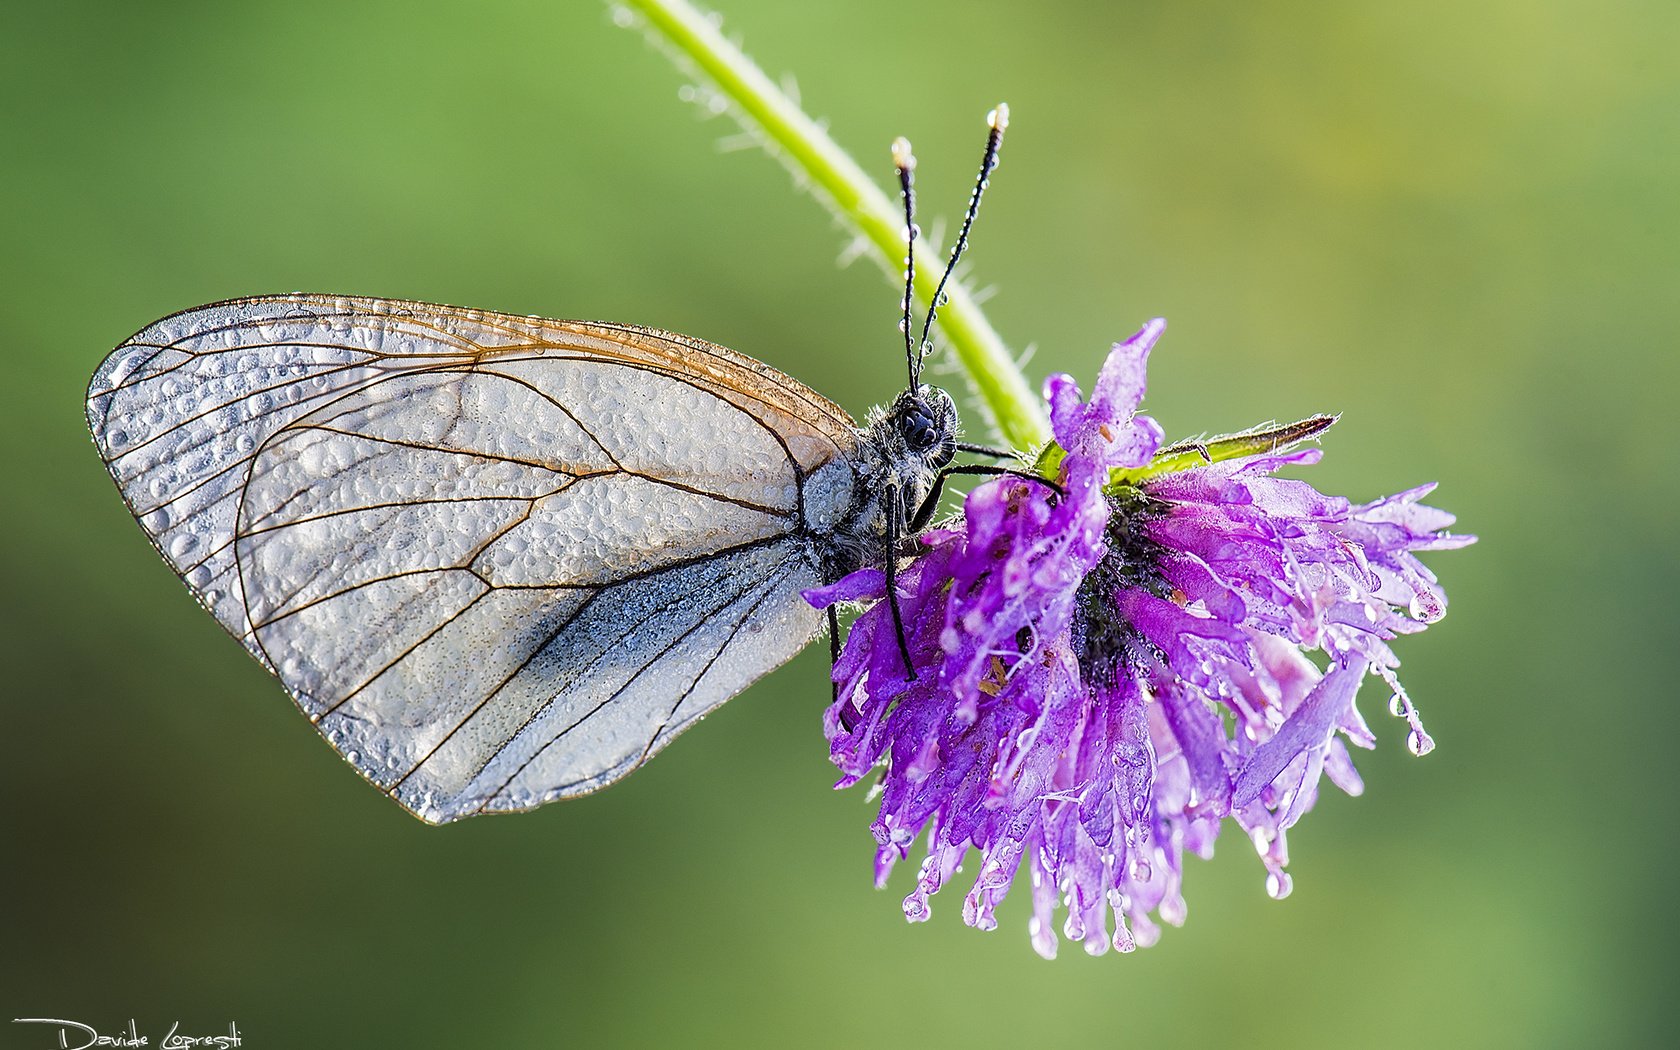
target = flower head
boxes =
[804,320,1473,957]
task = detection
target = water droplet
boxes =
[1406,728,1435,756]
[106,348,147,384]
[1158,895,1187,926]
[1062,913,1085,941]
[168,533,198,558]
[1266,871,1293,900]
[1113,923,1136,953]
[1388,693,1407,717]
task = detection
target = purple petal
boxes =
[802,567,885,609]
[1232,660,1367,807]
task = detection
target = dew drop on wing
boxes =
[106,347,150,385]
[1406,728,1435,756]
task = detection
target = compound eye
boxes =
[902,404,939,451]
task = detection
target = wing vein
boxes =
[388,537,792,795]
[474,558,795,809]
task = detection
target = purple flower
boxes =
[805,319,1474,957]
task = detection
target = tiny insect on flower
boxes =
[805,319,1474,958]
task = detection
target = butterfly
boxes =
[85,107,1010,825]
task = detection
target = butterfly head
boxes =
[889,384,958,471]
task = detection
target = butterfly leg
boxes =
[884,486,918,680]
[907,464,1064,536]
[907,470,949,535]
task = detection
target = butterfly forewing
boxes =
[88,294,861,823]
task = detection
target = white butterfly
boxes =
[87,109,1007,825]
[87,294,960,823]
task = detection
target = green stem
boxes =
[619,0,1050,450]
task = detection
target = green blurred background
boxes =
[3,1,1674,1046]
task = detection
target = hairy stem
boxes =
[617,0,1050,449]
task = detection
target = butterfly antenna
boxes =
[917,103,1008,370]
[892,136,918,392]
